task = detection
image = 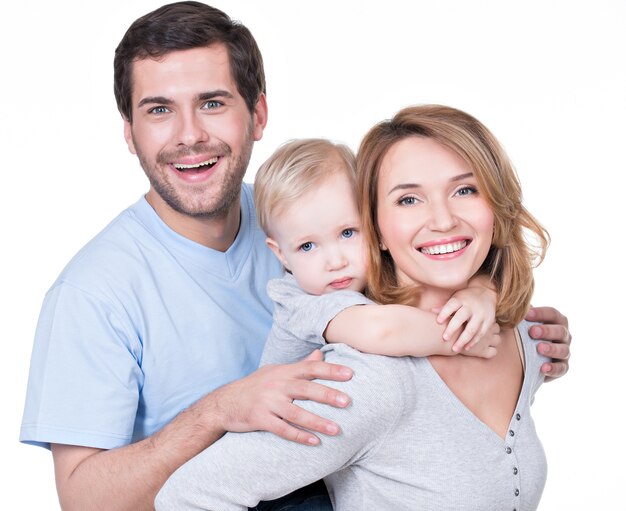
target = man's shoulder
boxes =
[54,199,156,289]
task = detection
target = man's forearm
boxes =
[53,393,226,511]
[53,355,353,510]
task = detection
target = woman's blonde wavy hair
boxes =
[357,104,549,327]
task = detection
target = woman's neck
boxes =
[417,286,464,312]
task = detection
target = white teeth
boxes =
[173,157,218,170]
[420,240,467,255]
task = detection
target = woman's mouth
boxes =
[419,239,469,256]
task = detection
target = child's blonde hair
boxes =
[254,138,356,236]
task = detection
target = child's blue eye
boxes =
[300,242,315,252]
[341,229,355,239]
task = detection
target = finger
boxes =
[443,309,471,342]
[436,299,462,324]
[490,333,502,348]
[526,306,568,328]
[276,402,341,437]
[288,380,351,408]
[295,359,354,382]
[541,361,568,380]
[464,317,489,350]
[537,341,570,361]
[485,346,498,359]
[528,324,571,345]
[303,349,324,362]
[264,415,321,446]
[453,318,480,352]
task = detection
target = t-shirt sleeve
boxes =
[155,346,404,510]
[20,281,143,449]
[260,276,372,366]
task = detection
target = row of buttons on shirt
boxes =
[506,412,522,511]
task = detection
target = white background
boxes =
[2,1,624,508]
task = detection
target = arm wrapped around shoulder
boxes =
[155,345,405,510]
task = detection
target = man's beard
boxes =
[136,126,254,219]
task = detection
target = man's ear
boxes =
[251,93,268,142]
[123,118,137,155]
[265,237,289,270]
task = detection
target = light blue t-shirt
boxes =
[21,184,282,449]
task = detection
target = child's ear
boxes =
[266,237,290,271]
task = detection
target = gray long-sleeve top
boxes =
[156,275,548,510]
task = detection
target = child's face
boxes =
[266,171,367,296]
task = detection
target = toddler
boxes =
[253,139,500,365]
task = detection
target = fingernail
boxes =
[526,309,537,319]
[336,394,349,406]
[338,368,352,377]
[307,436,320,445]
[326,423,339,434]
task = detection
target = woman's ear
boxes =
[266,237,290,271]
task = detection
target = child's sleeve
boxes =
[260,275,372,365]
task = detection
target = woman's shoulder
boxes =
[320,344,414,400]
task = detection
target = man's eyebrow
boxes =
[198,90,234,101]
[136,90,235,109]
[387,172,475,195]
[137,96,173,108]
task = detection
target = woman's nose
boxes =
[427,201,458,232]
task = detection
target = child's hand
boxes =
[435,285,498,354]
[462,323,501,359]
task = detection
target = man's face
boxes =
[124,44,267,220]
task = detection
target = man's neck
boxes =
[145,191,241,252]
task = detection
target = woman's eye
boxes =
[456,186,477,197]
[300,242,315,252]
[399,196,418,206]
[341,229,355,239]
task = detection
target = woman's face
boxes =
[376,136,494,294]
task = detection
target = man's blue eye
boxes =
[203,100,222,109]
[150,106,169,114]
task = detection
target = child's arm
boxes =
[324,280,499,359]
[324,303,454,357]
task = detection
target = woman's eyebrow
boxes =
[387,173,475,195]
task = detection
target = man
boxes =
[20,2,571,510]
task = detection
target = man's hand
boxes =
[526,306,571,382]
[214,350,353,445]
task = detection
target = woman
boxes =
[156,105,551,510]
